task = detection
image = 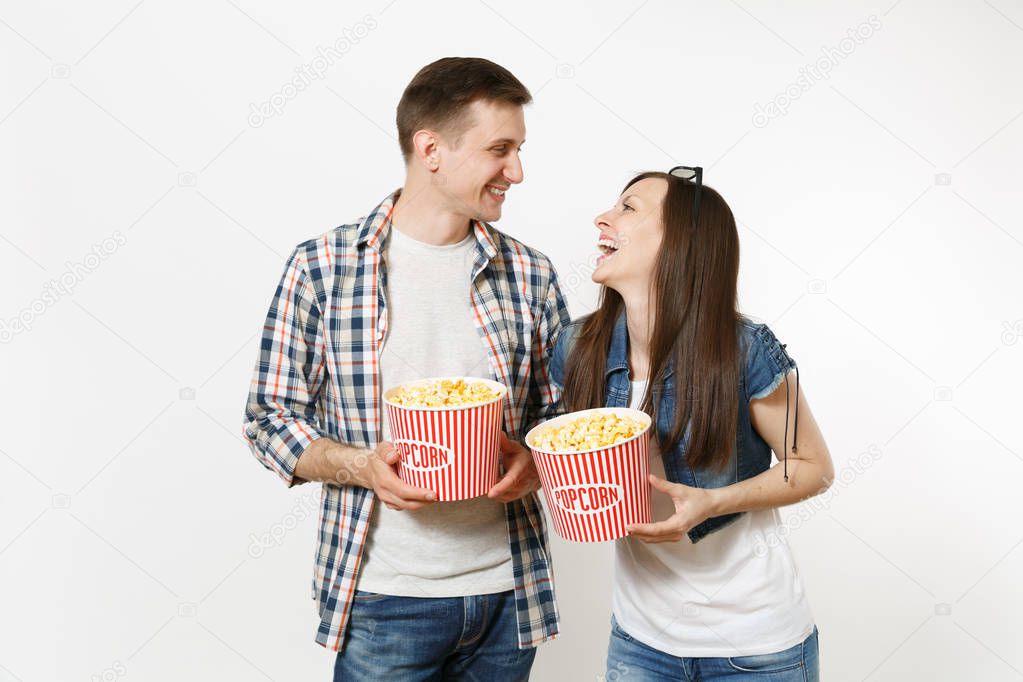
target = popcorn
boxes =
[387,378,503,408]
[529,411,648,453]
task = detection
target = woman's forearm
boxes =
[707,453,833,517]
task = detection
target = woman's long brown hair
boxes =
[561,172,741,471]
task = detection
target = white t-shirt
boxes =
[355,226,514,598]
[611,379,815,657]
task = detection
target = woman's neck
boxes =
[621,289,655,382]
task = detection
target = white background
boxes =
[2,1,1022,680]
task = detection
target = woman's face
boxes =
[592,177,667,292]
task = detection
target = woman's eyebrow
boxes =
[620,194,639,204]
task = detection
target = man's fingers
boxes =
[374,461,433,498]
[384,477,436,503]
[378,489,429,511]
[398,484,436,502]
[376,442,400,466]
[373,460,436,508]
[487,473,517,499]
[499,430,520,455]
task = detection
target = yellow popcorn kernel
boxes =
[388,378,502,407]
[530,412,647,453]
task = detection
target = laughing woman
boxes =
[550,168,834,681]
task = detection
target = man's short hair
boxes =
[396,57,532,161]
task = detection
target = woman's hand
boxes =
[626,475,718,543]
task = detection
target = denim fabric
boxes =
[606,615,819,681]
[333,589,535,681]
[549,312,797,542]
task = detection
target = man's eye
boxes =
[492,147,507,154]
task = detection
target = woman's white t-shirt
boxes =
[611,379,815,657]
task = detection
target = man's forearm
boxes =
[293,438,372,488]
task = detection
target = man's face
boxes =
[434,100,526,223]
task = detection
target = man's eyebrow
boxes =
[487,138,525,147]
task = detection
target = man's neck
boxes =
[391,177,473,246]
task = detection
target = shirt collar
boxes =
[606,311,630,378]
[357,189,500,264]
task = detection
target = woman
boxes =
[549,168,834,680]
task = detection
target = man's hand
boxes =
[626,475,717,543]
[487,432,541,503]
[343,441,437,511]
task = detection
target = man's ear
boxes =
[412,129,441,171]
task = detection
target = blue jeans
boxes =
[333,589,536,681]
[606,616,819,681]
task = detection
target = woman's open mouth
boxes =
[597,237,620,264]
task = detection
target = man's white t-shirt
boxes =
[355,226,514,597]
[611,379,815,657]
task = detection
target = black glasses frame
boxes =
[668,165,703,226]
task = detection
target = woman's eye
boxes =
[622,203,634,212]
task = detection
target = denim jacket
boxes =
[549,312,797,543]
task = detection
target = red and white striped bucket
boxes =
[527,408,652,542]
[383,377,507,502]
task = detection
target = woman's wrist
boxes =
[705,486,729,517]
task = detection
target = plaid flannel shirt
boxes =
[243,190,568,651]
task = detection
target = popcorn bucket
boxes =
[383,377,507,502]
[526,408,652,542]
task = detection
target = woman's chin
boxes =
[591,269,615,287]
[591,258,618,285]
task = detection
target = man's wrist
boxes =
[327,442,375,489]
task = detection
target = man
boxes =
[243,57,568,680]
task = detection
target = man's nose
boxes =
[504,153,524,184]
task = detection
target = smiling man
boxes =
[243,57,567,680]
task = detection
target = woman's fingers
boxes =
[648,474,683,496]
[632,533,684,544]
[628,519,686,540]
[628,519,676,535]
